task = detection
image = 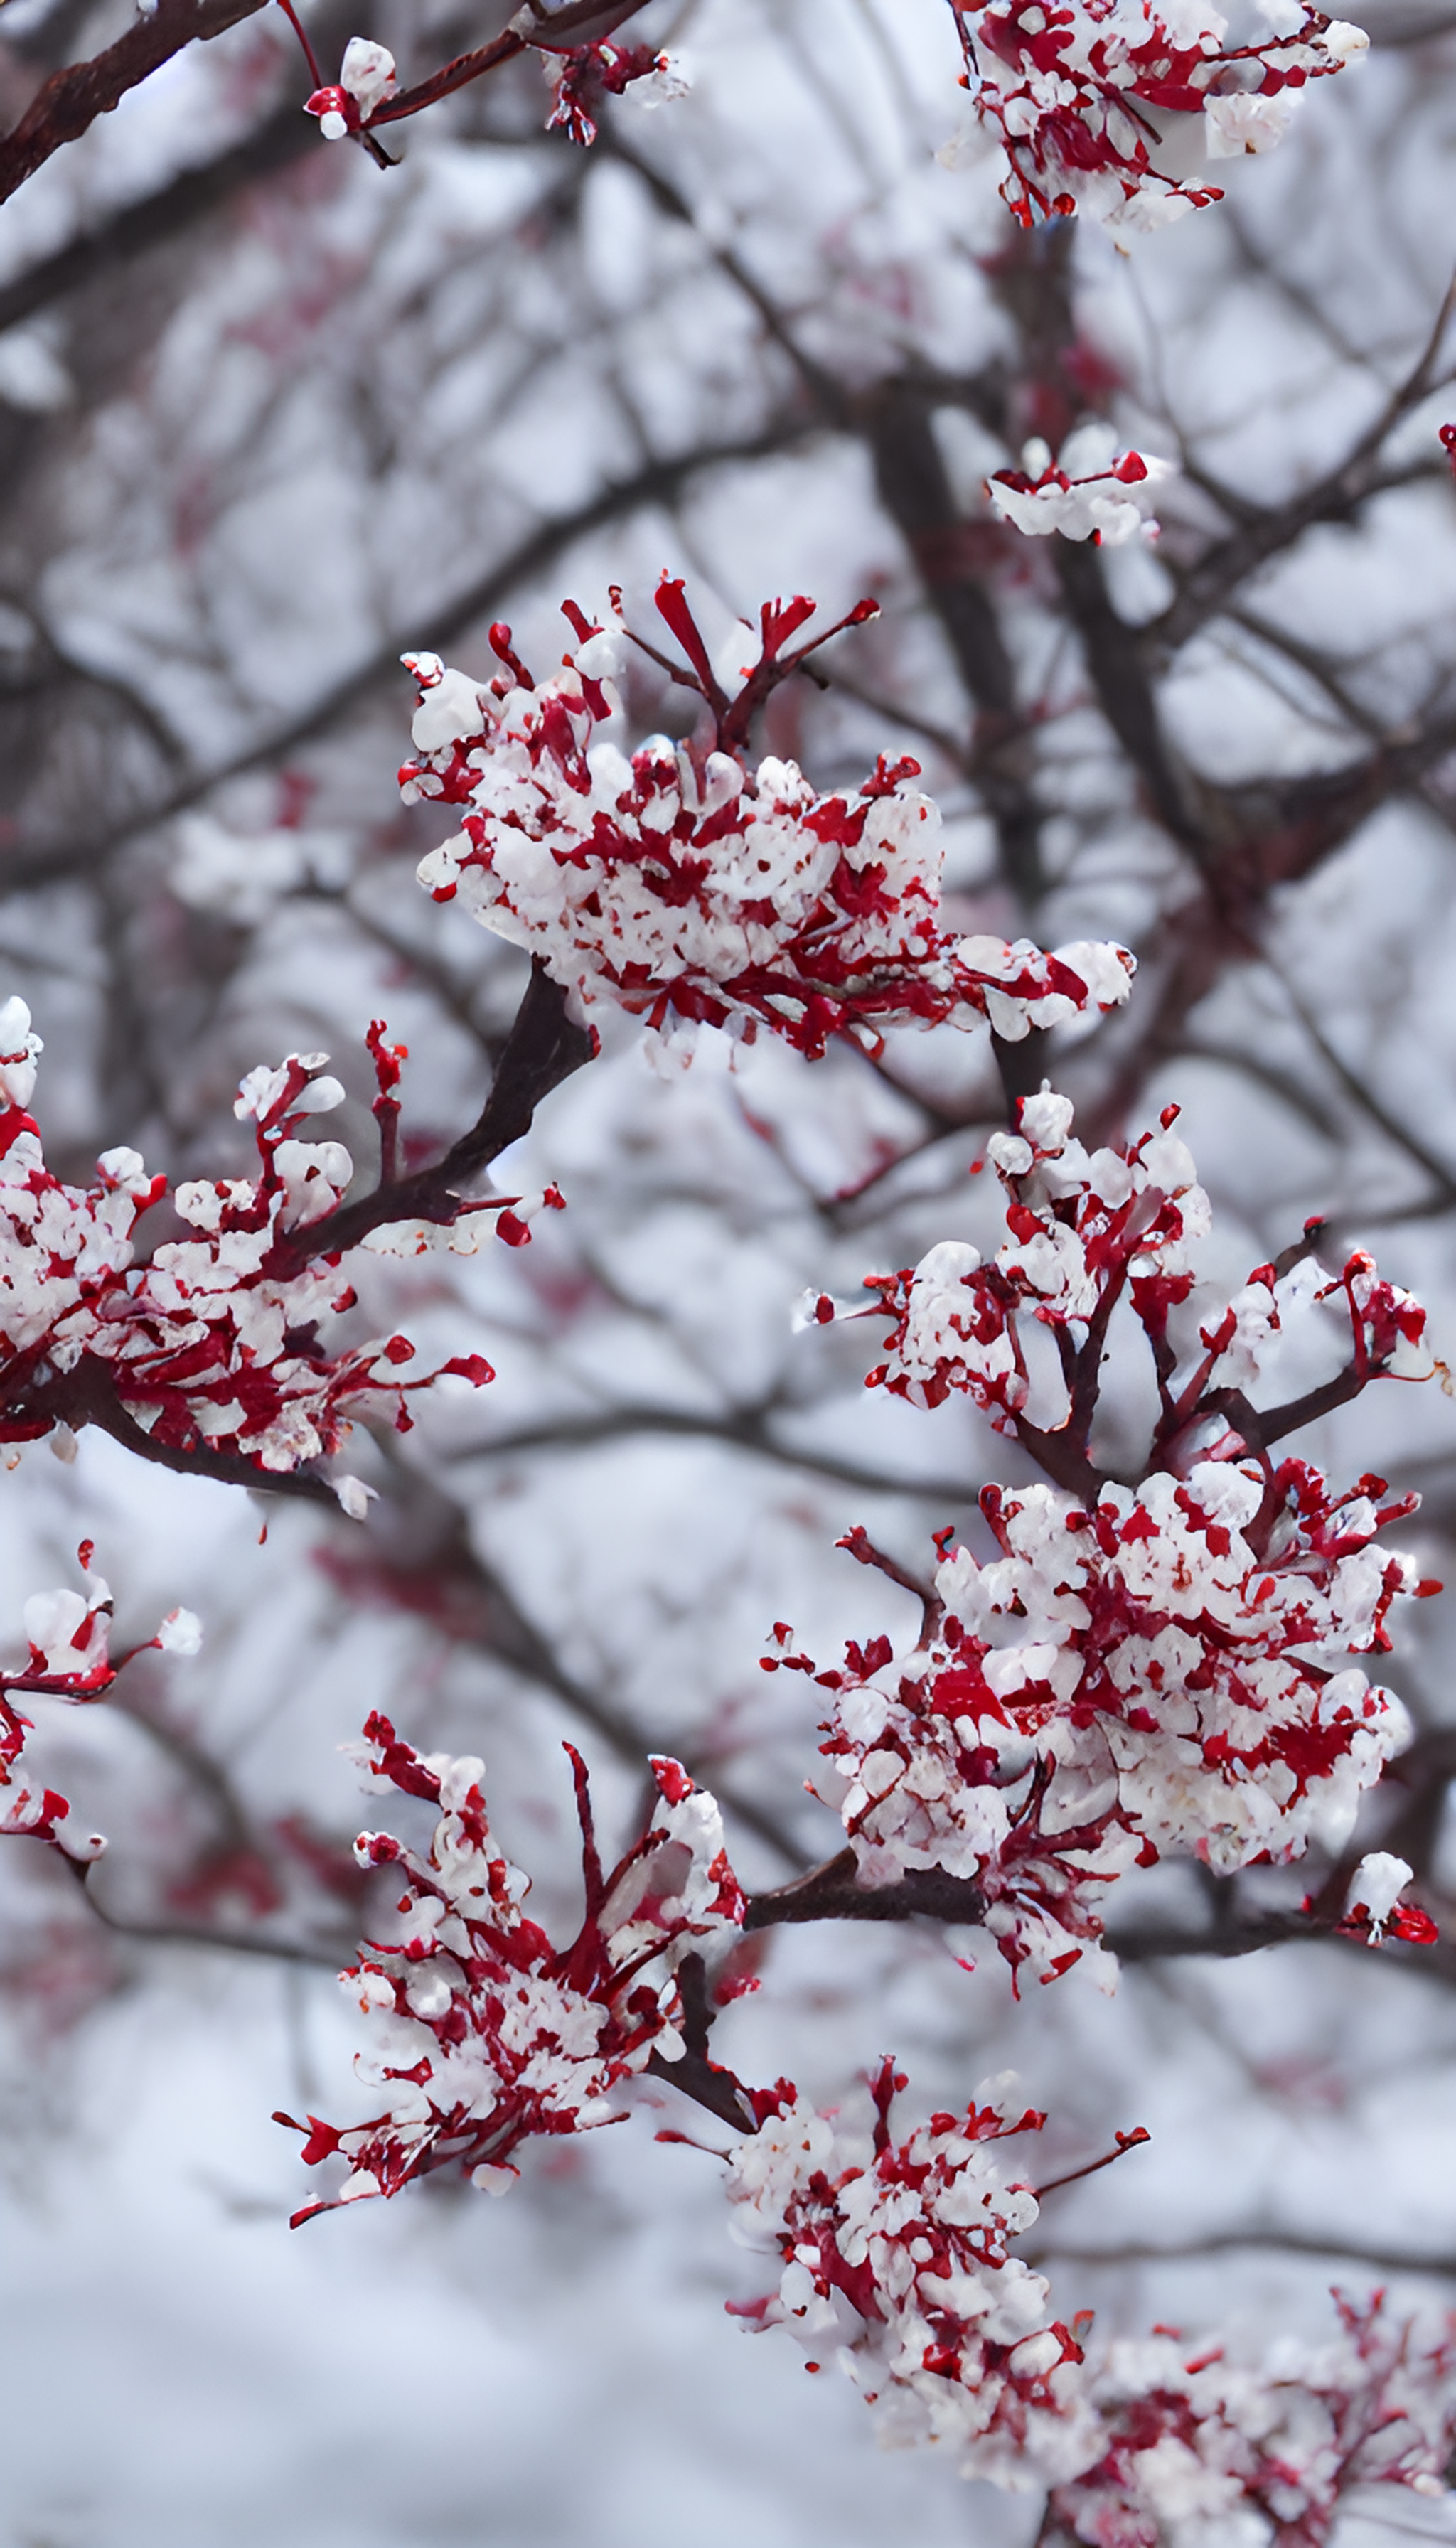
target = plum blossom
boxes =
[793,1088,1443,1983]
[951,0,1369,229]
[814,1462,1428,1987]
[1,1555,201,1860]
[727,2069,1455,2534]
[280,1720,744,2221]
[405,585,1135,1061]
[0,1004,497,1484]
[1047,2295,1456,2544]
[988,432,1177,546]
[545,42,691,146]
[306,38,397,141]
[726,2059,1103,2480]
[858,1084,1436,1434]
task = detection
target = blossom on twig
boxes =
[798,1086,1441,1983]
[951,0,1369,230]
[987,428,1176,546]
[1,1548,200,1859]
[726,2058,1102,2476]
[1048,2293,1456,2543]
[0,999,498,1487]
[279,1720,744,2222]
[727,2065,1455,2532]
[405,587,1134,1060]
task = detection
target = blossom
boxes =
[2,1555,202,1860]
[815,1462,1425,1987]
[405,587,1135,1061]
[988,432,1176,546]
[725,2058,1102,2479]
[1337,1848,1437,1945]
[798,1087,1441,1984]
[951,0,1369,228]
[1048,2295,1456,2545]
[306,37,397,141]
[279,1721,744,2222]
[545,42,690,146]
[859,1084,1436,1432]
[726,2070,1456,2532]
[0,1002,498,1484]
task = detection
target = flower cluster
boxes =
[815,1461,1428,1987]
[859,1086,1434,1436]
[0,1000,499,1492]
[1,1553,200,1858]
[987,434,1176,546]
[1049,2293,1456,2544]
[725,2058,1102,2480]
[280,1718,744,2222]
[793,1087,1442,1983]
[405,587,1135,1060]
[727,2069,1455,2534]
[951,0,1369,230]
[545,42,691,146]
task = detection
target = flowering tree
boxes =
[1,1,1455,2541]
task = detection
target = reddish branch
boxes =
[0,0,272,209]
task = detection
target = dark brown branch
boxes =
[0,0,272,208]
[331,1445,810,1873]
[865,380,1045,910]
[744,1847,985,1932]
[645,2044,758,2131]
[276,959,595,1268]
[1154,276,1456,653]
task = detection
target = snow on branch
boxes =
[948,0,1369,230]
[0,997,512,1499]
[405,587,1134,1061]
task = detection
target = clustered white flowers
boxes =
[1048,2293,1456,2542]
[724,2060,1101,2480]
[812,1457,1430,1989]
[785,1086,1443,1984]
[1,1553,199,1858]
[403,585,1135,1061]
[951,0,1369,230]
[279,1719,746,2221]
[729,2067,1456,2533]
[0,1000,496,1493]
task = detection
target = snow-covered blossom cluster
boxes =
[0,1000,497,1491]
[988,429,1176,546]
[813,1460,1430,1986]
[301,30,687,156]
[727,2069,1455,2536]
[1047,2292,1456,2544]
[789,1087,1443,1983]
[951,0,1369,230]
[1,1553,200,1858]
[404,587,1135,1060]
[726,2059,1100,2478]
[857,1086,1434,1435]
[280,1718,744,2222]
